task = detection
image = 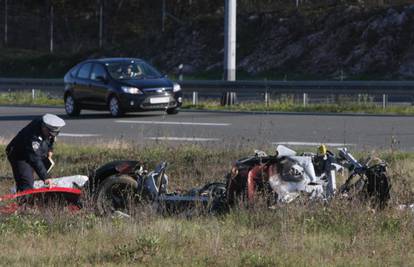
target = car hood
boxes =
[120,78,173,89]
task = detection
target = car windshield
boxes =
[105,60,162,80]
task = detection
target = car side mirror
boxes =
[96,76,107,83]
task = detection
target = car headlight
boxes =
[173,83,181,92]
[121,86,143,94]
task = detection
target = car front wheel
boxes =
[65,94,81,116]
[108,96,124,117]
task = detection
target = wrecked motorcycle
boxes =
[226,145,391,207]
[92,161,227,216]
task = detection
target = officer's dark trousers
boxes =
[8,158,34,192]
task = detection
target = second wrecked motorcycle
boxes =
[226,145,391,208]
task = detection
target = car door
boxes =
[75,62,93,104]
[89,63,109,106]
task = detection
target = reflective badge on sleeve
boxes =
[32,141,40,151]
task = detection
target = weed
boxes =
[113,236,160,263]
[240,253,275,267]
[0,215,49,236]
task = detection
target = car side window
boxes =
[91,63,107,81]
[70,66,79,77]
[77,63,92,79]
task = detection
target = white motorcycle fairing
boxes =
[33,175,89,189]
[269,145,334,202]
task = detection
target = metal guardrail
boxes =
[1,78,414,106]
[0,78,63,90]
[179,80,414,95]
[1,78,414,94]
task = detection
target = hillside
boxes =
[0,1,414,79]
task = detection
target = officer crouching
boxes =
[5,114,65,192]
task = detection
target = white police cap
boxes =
[42,113,65,133]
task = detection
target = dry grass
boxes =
[1,143,414,266]
[1,203,414,266]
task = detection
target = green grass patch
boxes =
[183,100,414,115]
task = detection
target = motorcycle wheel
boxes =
[95,175,139,216]
[202,182,228,214]
[366,165,391,208]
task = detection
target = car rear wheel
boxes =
[166,107,179,115]
[108,96,124,117]
[65,94,81,116]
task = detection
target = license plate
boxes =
[150,97,170,104]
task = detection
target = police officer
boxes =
[5,114,65,191]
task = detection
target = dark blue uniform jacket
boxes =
[5,118,54,181]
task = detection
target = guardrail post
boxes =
[192,91,198,105]
[32,89,35,100]
[230,92,237,105]
[221,91,237,106]
[265,92,270,106]
[382,94,387,109]
[303,93,307,107]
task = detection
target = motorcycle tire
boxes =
[365,165,391,208]
[95,175,138,216]
[199,182,228,214]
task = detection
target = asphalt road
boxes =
[1,106,414,151]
